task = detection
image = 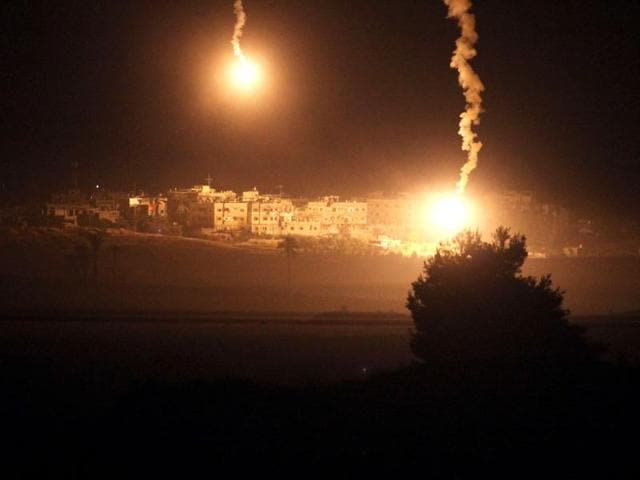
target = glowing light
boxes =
[427,193,473,238]
[230,58,261,90]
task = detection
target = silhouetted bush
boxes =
[407,227,601,365]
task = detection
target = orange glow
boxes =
[425,193,474,238]
[229,57,262,91]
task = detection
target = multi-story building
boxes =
[167,185,236,228]
[328,200,367,225]
[288,196,366,237]
[248,196,294,235]
[303,196,366,226]
[367,197,412,226]
[365,195,425,241]
[213,201,249,231]
[282,219,323,236]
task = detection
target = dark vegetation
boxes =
[408,228,602,364]
[1,228,640,476]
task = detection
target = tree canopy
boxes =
[407,227,598,364]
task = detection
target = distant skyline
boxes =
[3,0,639,214]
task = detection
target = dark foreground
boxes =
[3,314,640,477]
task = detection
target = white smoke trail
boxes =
[444,0,484,194]
[231,0,247,62]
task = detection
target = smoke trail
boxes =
[444,0,484,194]
[231,0,247,61]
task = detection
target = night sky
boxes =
[3,0,639,214]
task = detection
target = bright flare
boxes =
[427,193,471,237]
[230,58,261,89]
[228,0,262,92]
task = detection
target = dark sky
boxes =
[3,0,639,213]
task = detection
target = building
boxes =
[248,196,294,235]
[365,195,424,241]
[47,190,124,227]
[281,218,323,236]
[367,197,415,226]
[302,196,367,231]
[213,201,249,231]
[128,196,167,217]
[327,200,367,226]
[241,188,260,203]
[167,185,236,228]
[46,193,89,227]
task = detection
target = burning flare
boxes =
[427,193,472,238]
[229,0,261,90]
[231,59,260,88]
[444,0,484,194]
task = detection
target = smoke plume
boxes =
[444,0,484,194]
[231,0,247,61]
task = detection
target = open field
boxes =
[2,313,639,389]
[1,228,639,314]
[0,314,413,389]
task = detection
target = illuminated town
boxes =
[34,181,637,258]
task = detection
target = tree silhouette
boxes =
[83,229,107,280]
[278,235,299,302]
[407,227,599,365]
